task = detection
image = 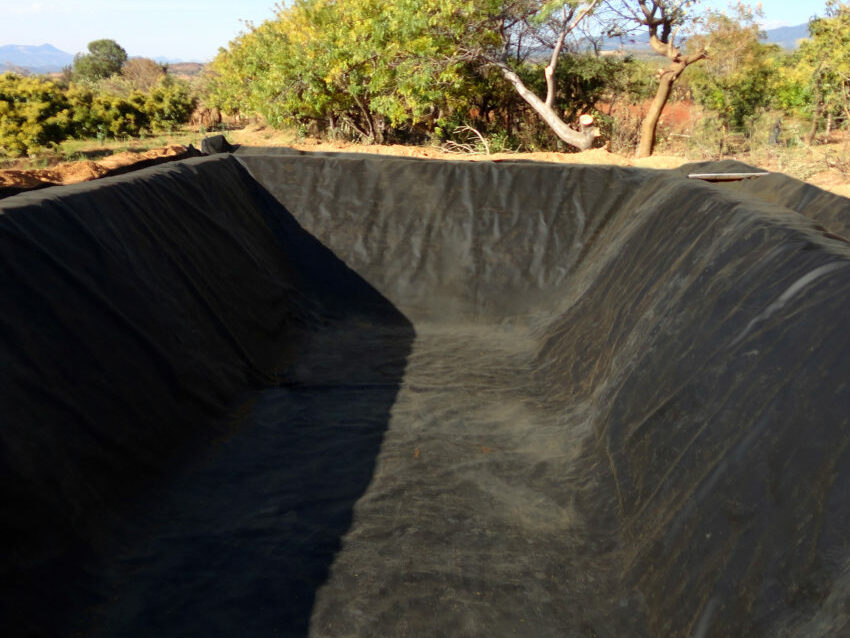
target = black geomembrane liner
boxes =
[1,151,848,637]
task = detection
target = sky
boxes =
[0,0,835,62]
[702,0,827,30]
[0,0,280,61]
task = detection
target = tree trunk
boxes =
[806,71,824,146]
[637,75,673,157]
[544,17,568,109]
[351,93,377,143]
[806,101,823,145]
[637,33,707,158]
[637,63,685,158]
[841,83,850,125]
[494,63,597,151]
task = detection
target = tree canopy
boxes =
[121,58,168,92]
[209,0,478,142]
[73,39,128,83]
[209,0,609,148]
[687,7,779,130]
[190,1,850,154]
[797,1,850,139]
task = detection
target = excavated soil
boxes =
[4,129,850,198]
[0,145,193,193]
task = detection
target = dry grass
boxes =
[227,122,690,169]
[0,130,210,171]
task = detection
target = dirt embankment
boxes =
[0,141,691,199]
[286,141,689,170]
[4,129,850,199]
[0,146,195,197]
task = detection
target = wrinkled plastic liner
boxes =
[1,152,849,637]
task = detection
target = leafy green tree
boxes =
[793,1,850,143]
[209,0,477,143]
[557,54,645,122]
[73,39,128,82]
[209,0,605,149]
[687,8,779,135]
[67,76,194,138]
[0,73,72,156]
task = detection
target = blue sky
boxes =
[0,0,279,61]
[0,1,833,62]
[702,0,827,30]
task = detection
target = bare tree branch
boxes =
[544,0,601,108]
[489,61,599,150]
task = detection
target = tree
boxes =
[793,1,850,144]
[209,0,478,143]
[686,7,779,147]
[458,0,604,150]
[209,0,606,150]
[73,39,128,82]
[608,0,706,156]
[121,57,167,92]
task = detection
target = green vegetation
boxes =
[795,0,850,142]
[207,0,483,143]
[0,40,196,157]
[72,39,128,83]
[0,73,71,157]
[7,4,850,160]
[202,0,850,157]
[207,0,652,150]
[686,7,780,152]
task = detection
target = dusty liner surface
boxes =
[1,151,848,637]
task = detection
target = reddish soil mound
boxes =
[0,145,192,197]
[597,100,699,128]
[96,146,189,171]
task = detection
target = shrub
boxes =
[67,86,148,137]
[67,76,195,138]
[142,77,196,132]
[91,92,149,137]
[0,73,72,157]
[0,67,196,155]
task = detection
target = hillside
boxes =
[0,45,205,75]
[601,22,809,52]
[0,44,73,73]
[764,23,810,49]
[167,62,205,78]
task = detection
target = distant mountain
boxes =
[600,22,810,53]
[155,57,203,65]
[0,44,73,74]
[763,23,810,49]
